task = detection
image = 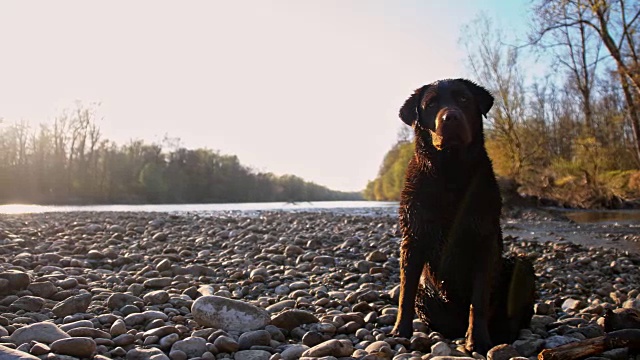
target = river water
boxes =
[0,201,399,215]
[561,209,640,224]
[2,201,640,224]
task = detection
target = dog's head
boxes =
[399,79,493,151]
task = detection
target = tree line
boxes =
[0,108,361,204]
[365,0,640,208]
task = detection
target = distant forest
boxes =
[0,108,361,205]
[365,2,640,209]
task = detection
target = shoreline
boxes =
[0,210,639,359]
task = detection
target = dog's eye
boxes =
[459,95,468,103]
[426,102,436,108]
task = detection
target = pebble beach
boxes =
[0,208,639,360]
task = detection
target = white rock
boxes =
[191,296,270,331]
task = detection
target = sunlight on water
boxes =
[0,204,51,214]
[0,201,399,215]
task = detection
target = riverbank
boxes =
[0,210,639,359]
[503,207,640,254]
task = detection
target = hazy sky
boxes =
[0,1,530,192]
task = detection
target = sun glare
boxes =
[0,204,50,214]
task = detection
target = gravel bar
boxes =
[0,210,639,360]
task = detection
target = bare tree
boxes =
[532,0,640,163]
[532,1,603,131]
[618,71,640,162]
[461,15,546,181]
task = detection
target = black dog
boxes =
[390,79,535,353]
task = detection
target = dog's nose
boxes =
[441,111,459,123]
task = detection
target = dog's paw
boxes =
[465,341,492,356]
[390,322,412,339]
[464,331,492,355]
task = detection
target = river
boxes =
[2,202,640,224]
[0,201,399,215]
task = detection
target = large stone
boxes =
[110,319,127,336]
[513,338,545,357]
[0,279,8,292]
[126,348,170,360]
[87,250,105,259]
[66,327,111,339]
[28,343,49,357]
[144,325,179,339]
[109,224,126,233]
[143,290,170,305]
[186,265,216,277]
[59,320,94,332]
[114,334,136,347]
[0,344,40,360]
[156,259,172,272]
[52,293,92,317]
[213,335,239,353]
[431,341,451,356]
[143,277,172,289]
[270,309,318,330]
[233,350,271,360]
[281,345,309,360]
[356,260,376,273]
[366,250,387,262]
[364,341,391,353]
[170,337,207,358]
[312,256,335,266]
[238,330,271,350]
[487,344,520,360]
[265,300,296,313]
[107,293,143,309]
[10,322,70,345]
[10,296,45,312]
[301,339,354,358]
[152,232,168,241]
[50,337,97,358]
[601,347,629,360]
[0,271,30,294]
[159,333,179,349]
[561,298,584,312]
[26,282,58,299]
[544,335,579,349]
[388,285,401,304]
[191,295,270,331]
[123,310,167,327]
[197,285,216,297]
[169,350,187,360]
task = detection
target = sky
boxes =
[0,1,531,192]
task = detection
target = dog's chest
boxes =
[434,183,478,223]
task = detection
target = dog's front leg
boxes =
[391,236,427,338]
[464,261,493,353]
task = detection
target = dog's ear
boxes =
[456,79,494,116]
[399,85,429,126]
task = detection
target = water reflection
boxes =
[563,210,640,224]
